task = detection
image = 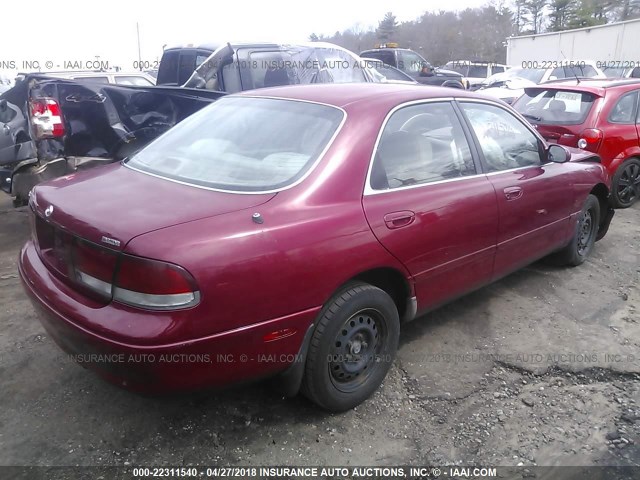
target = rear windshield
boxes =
[513,89,597,125]
[126,97,344,192]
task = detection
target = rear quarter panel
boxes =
[123,105,411,340]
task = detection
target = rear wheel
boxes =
[612,158,640,208]
[551,194,600,267]
[301,282,400,412]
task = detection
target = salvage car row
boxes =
[0,40,637,412]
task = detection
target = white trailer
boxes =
[506,18,640,67]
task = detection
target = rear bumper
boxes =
[18,240,318,393]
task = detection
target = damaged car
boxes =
[20,83,614,411]
[0,42,374,207]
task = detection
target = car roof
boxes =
[532,78,640,94]
[234,82,497,110]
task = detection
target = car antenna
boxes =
[560,49,580,84]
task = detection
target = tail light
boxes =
[73,240,118,297]
[30,97,65,139]
[33,222,199,309]
[113,255,199,310]
[577,128,603,152]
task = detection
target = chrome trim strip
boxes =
[124,97,348,196]
[365,172,488,196]
[484,162,554,176]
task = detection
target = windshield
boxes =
[126,97,344,192]
[603,66,627,78]
[185,45,369,91]
[513,89,597,125]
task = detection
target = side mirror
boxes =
[548,144,571,163]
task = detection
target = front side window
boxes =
[127,97,344,192]
[609,91,639,124]
[370,102,476,190]
[361,51,395,67]
[398,51,426,75]
[461,102,541,172]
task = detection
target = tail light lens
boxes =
[113,255,199,310]
[73,240,118,298]
[30,98,65,139]
[577,128,603,152]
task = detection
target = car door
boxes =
[458,101,574,279]
[362,101,499,312]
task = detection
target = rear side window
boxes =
[468,65,488,78]
[157,50,179,85]
[361,50,396,67]
[513,89,597,125]
[493,66,505,74]
[609,91,639,124]
[178,52,197,85]
[370,102,476,190]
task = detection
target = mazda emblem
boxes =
[44,205,54,217]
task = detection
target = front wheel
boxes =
[611,158,640,208]
[301,282,400,412]
[551,194,600,267]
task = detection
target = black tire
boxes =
[301,282,400,412]
[611,158,640,208]
[551,194,600,266]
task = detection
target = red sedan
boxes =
[19,84,614,411]
[514,78,640,208]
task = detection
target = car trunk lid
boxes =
[31,162,275,250]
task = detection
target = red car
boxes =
[19,84,614,411]
[514,78,640,208]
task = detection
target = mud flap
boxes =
[596,206,615,242]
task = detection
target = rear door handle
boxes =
[383,210,415,229]
[504,186,523,201]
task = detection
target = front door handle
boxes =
[504,186,523,201]
[384,210,415,229]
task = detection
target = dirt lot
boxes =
[0,194,639,471]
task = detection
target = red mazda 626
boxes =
[20,84,614,411]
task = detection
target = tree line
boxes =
[309,0,640,65]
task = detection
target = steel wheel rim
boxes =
[328,309,386,393]
[577,209,594,256]
[617,163,640,205]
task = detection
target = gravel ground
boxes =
[0,195,639,471]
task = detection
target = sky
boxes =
[1,0,489,71]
